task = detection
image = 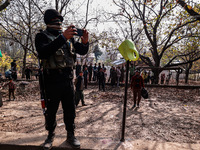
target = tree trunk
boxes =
[153,69,161,84]
[185,69,189,84]
[21,49,27,78]
[152,59,161,84]
[185,62,193,84]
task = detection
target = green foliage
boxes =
[0,52,12,72]
[0,50,2,57]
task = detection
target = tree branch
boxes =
[0,0,10,11]
[177,0,200,20]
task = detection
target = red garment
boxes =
[5,82,16,90]
[131,75,144,89]
[161,73,165,80]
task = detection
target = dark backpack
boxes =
[141,88,148,99]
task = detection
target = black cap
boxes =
[44,9,63,24]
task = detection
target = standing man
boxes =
[3,78,16,101]
[35,9,89,149]
[116,66,121,87]
[93,63,97,81]
[75,71,86,106]
[120,65,125,83]
[75,61,81,77]
[97,63,101,72]
[82,62,88,72]
[98,68,105,91]
[130,70,144,108]
[88,63,93,83]
[83,67,88,89]
[111,67,117,87]
[11,60,17,80]
[160,73,165,84]
[108,66,113,83]
[25,67,32,80]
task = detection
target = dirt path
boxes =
[0,81,200,144]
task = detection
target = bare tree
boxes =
[70,0,100,64]
[177,0,200,20]
[112,0,200,84]
[0,0,45,77]
[0,0,11,11]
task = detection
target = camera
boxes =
[72,27,83,36]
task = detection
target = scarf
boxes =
[46,18,62,35]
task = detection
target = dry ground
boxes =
[0,81,200,144]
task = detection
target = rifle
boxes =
[38,58,47,115]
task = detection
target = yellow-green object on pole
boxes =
[118,39,139,61]
[0,50,2,57]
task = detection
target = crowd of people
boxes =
[75,62,128,90]
[75,62,173,90]
[140,70,172,85]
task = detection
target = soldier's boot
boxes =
[43,132,55,150]
[67,131,80,148]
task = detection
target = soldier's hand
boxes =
[81,29,89,44]
[63,25,76,40]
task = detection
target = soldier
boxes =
[35,9,89,149]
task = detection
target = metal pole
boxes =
[120,60,130,142]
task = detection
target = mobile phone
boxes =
[75,28,83,36]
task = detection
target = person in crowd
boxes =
[160,73,165,84]
[11,60,17,80]
[120,65,125,83]
[116,66,121,87]
[93,63,98,81]
[98,68,105,91]
[104,68,107,83]
[75,61,81,77]
[97,63,101,82]
[34,68,39,79]
[176,69,182,85]
[82,62,88,72]
[166,72,172,85]
[130,70,144,108]
[5,70,12,79]
[108,66,113,83]
[97,63,101,72]
[102,64,106,70]
[147,71,151,84]
[25,67,32,80]
[3,78,16,101]
[35,9,89,149]
[75,71,86,107]
[88,63,93,83]
[150,71,155,84]
[142,71,148,84]
[83,67,88,89]
[111,67,117,87]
